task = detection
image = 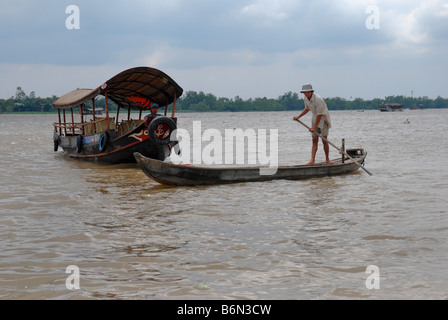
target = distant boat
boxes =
[378,103,404,112]
[410,104,425,110]
[81,107,104,115]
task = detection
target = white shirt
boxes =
[304,93,332,129]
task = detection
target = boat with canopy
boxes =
[52,67,183,164]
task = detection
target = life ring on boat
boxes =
[148,116,177,144]
[99,132,108,152]
[76,135,83,153]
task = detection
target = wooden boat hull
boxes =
[54,121,176,164]
[134,148,368,186]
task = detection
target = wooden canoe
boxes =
[134,148,368,186]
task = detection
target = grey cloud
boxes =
[0,0,395,65]
[0,0,446,100]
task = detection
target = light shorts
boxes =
[311,121,329,137]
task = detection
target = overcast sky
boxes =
[1,0,447,100]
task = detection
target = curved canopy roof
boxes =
[53,67,183,110]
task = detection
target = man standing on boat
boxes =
[293,84,333,165]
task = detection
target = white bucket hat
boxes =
[300,83,314,93]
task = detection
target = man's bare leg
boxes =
[306,136,319,165]
[322,137,334,164]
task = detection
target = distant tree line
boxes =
[175,91,448,112]
[1,87,447,113]
[0,87,115,113]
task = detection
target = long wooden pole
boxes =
[63,109,67,136]
[92,98,96,122]
[116,105,120,129]
[103,93,110,130]
[57,109,62,135]
[295,119,373,176]
[70,108,75,135]
[172,94,177,118]
[80,104,85,135]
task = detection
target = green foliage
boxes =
[1,87,447,113]
[177,92,448,112]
